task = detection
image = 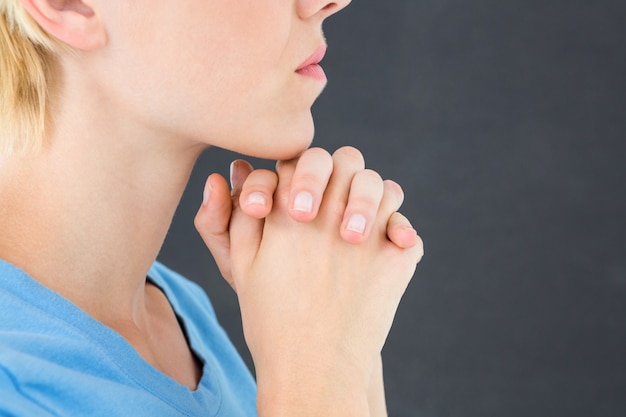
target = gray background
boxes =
[159,1,626,416]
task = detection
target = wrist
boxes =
[257,381,370,417]
[255,357,371,417]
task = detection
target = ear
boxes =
[20,0,106,50]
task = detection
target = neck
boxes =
[0,75,206,324]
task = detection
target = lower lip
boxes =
[296,64,327,81]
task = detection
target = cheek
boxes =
[100,2,311,156]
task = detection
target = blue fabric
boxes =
[0,260,257,416]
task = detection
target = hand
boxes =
[195,147,423,415]
[195,147,420,289]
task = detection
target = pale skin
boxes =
[0,0,423,416]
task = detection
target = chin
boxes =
[252,135,314,161]
[243,116,316,161]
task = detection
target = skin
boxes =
[196,150,421,415]
[0,0,423,415]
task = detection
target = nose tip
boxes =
[330,0,352,16]
[298,0,352,20]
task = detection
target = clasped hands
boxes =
[195,146,423,415]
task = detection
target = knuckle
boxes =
[358,169,383,184]
[299,147,333,173]
[349,170,384,208]
[383,179,403,194]
[303,146,332,160]
[384,179,405,205]
[293,172,327,190]
[348,192,380,211]
[333,146,365,167]
[247,169,277,188]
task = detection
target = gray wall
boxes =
[159,1,626,415]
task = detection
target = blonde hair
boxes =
[1,0,57,155]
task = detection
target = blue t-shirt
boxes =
[0,260,257,416]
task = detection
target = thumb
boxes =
[195,172,236,288]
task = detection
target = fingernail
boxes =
[246,192,266,207]
[229,161,236,188]
[293,191,314,213]
[346,214,367,234]
[202,178,212,206]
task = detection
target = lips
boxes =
[297,45,327,71]
[296,44,328,81]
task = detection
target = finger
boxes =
[386,211,421,250]
[377,179,405,219]
[339,169,384,244]
[230,159,254,195]
[377,180,421,250]
[194,173,235,285]
[228,161,270,281]
[318,146,366,226]
[272,157,299,213]
[287,147,334,222]
[239,169,278,219]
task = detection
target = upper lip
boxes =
[297,44,327,71]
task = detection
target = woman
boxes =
[0,0,423,415]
